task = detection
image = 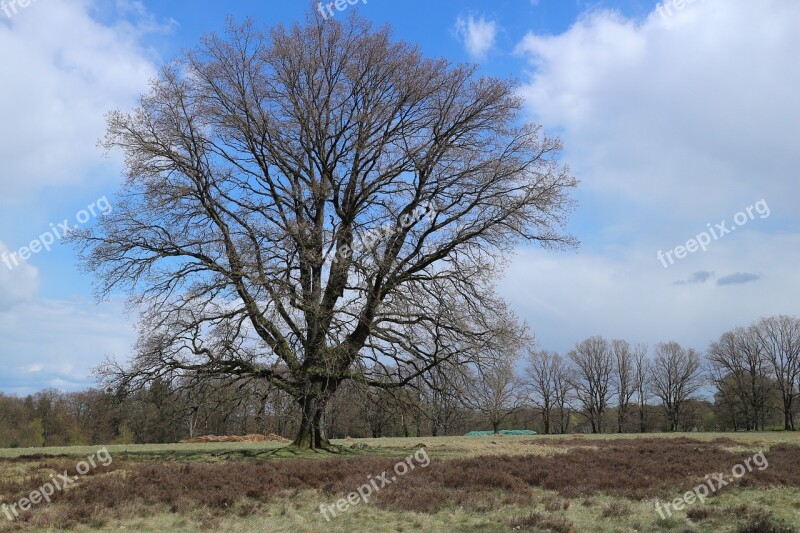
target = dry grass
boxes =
[1,431,797,461]
[2,437,800,531]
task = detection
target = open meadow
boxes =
[1,432,800,532]
[0,2,797,533]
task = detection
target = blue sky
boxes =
[1,0,798,394]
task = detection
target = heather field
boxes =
[1,1,797,532]
[1,433,800,532]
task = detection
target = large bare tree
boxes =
[75,13,577,449]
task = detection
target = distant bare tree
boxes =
[77,12,577,449]
[568,336,614,433]
[708,327,771,430]
[632,344,650,433]
[750,315,800,430]
[416,363,468,437]
[525,349,567,434]
[467,338,524,434]
[552,360,574,434]
[612,339,635,433]
[354,384,396,438]
[651,342,703,431]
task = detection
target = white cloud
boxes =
[501,232,800,354]
[0,0,163,393]
[0,0,165,202]
[454,14,498,60]
[0,298,135,394]
[509,0,800,352]
[515,0,800,219]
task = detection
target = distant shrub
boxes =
[506,512,575,532]
[686,507,712,521]
[543,496,571,511]
[736,509,796,533]
[601,501,630,518]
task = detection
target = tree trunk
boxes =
[670,412,679,432]
[293,397,331,450]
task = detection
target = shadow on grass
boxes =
[1,443,389,465]
[216,443,362,460]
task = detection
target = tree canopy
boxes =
[76,11,577,449]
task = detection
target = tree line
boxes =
[519,314,800,434]
[1,314,797,447]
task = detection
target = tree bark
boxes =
[293,397,331,450]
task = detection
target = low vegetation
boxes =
[1,434,799,531]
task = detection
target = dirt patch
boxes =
[179,433,290,444]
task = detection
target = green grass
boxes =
[2,431,797,461]
[41,487,800,533]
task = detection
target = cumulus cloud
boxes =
[0,298,135,394]
[0,0,166,201]
[0,0,163,393]
[515,0,800,219]
[505,0,800,352]
[454,14,497,60]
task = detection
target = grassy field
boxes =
[1,432,799,532]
